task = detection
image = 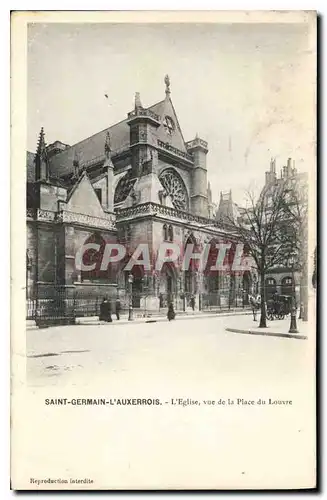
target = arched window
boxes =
[168,225,174,242]
[159,168,188,211]
[163,224,168,241]
[114,173,137,205]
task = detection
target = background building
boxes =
[260,157,308,308]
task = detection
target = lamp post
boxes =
[128,273,134,321]
[288,255,298,334]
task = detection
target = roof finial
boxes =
[35,127,49,181]
[36,127,46,156]
[104,131,111,159]
[164,74,170,96]
[134,92,143,110]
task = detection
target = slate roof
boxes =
[49,117,131,179]
[46,96,190,179]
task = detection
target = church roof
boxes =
[47,94,189,179]
[49,116,131,178]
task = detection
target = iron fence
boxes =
[26,287,252,325]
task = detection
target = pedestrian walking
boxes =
[115,297,121,320]
[167,302,176,321]
[99,297,112,323]
[249,294,259,321]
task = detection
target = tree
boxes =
[226,180,302,328]
[279,175,309,320]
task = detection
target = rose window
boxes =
[159,169,188,211]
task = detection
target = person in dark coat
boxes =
[99,297,112,323]
[167,303,175,321]
[115,297,121,320]
[190,295,195,311]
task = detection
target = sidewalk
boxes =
[225,314,308,340]
[75,309,252,327]
[26,309,252,330]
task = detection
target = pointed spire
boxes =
[104,131,114,169]
[164,74,171,96]
[134,92,143,110]
[36,127,46,156]
[104,130,111,159]
[195,132,199,140]
[73,150,80,177]
[35,127,49,181]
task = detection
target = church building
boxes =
[26,76,255,318]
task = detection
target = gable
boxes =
[149,98,188,154]
[47,95,188,180]
[66,173,105,218]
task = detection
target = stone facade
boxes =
[26,76,256,315]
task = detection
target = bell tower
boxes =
[186,134,208,217]
[127,92,161,178]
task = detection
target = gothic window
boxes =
[159,169,188,211]
[163,224,168,241]
[81,233,114,283]
[114,174,137,204]
[168,224,174,242]
[94,188,102,204]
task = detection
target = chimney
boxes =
[270,157,276,173]
[134,92,143,110]
[287,157,292,177]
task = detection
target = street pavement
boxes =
[225,314,309,339]
[23,314,315,489]
[27,314,313,390]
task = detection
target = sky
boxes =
[27,19,315,205]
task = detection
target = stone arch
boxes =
[203,238,221,306]
[81,232,116,283]
[168,224,174,242]
[114,173,137,205]
[183,233,200,295]
[160,261,178,301]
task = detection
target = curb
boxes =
[225,327,307,340]
[76,311,252,327]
